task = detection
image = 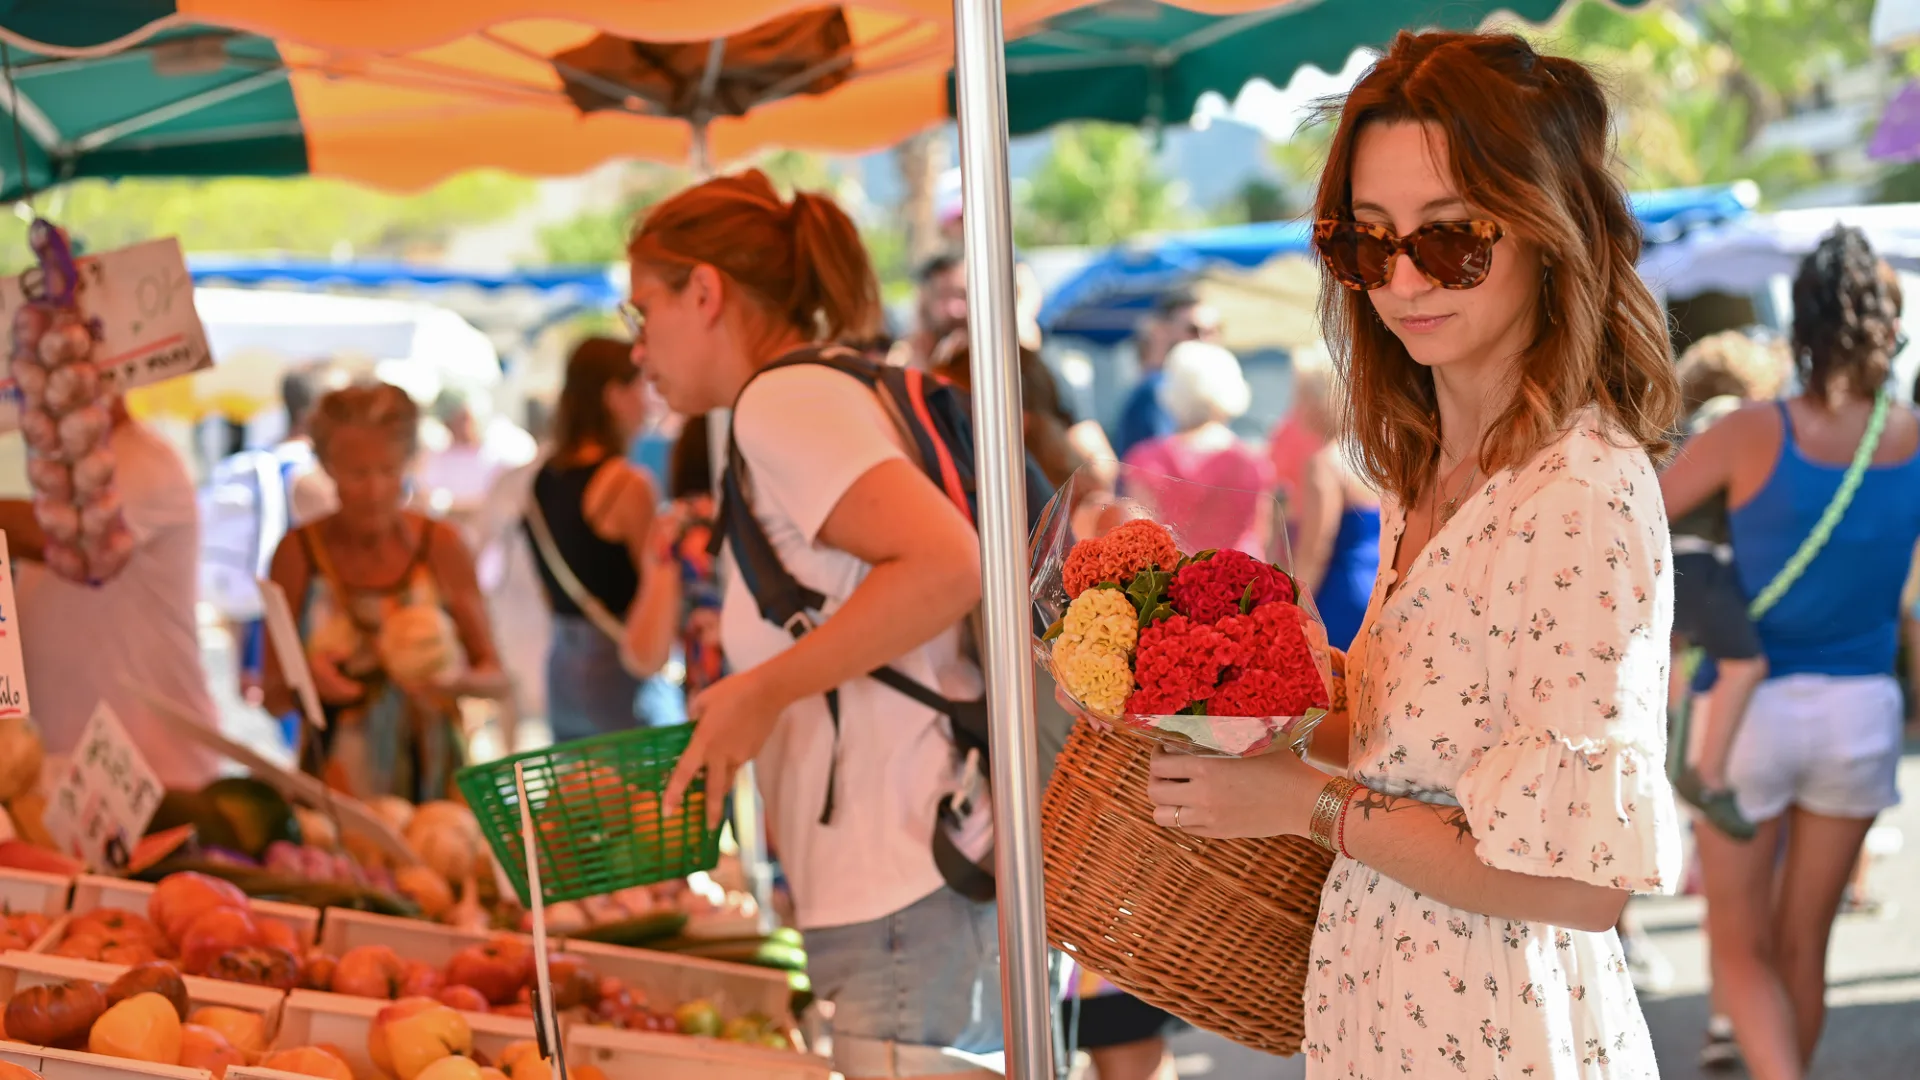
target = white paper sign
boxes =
[42,702,164,872]
[257,577,327,734]
[0,237,213,430]
[0,533,30,723]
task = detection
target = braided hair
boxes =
[1791,226,1900,404]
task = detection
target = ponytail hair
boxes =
[628,170,882,343]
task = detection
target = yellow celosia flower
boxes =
[1054,642,1134,716]
[1051,588,1139,716]
[1061,587,1138,652]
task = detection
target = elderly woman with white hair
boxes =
[1120,340,1273,557]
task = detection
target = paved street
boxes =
[1162,750,1920,1080]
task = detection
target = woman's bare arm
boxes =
[1292,450,1344,593]
[1660,407,1745,519]
[425,520,501,675]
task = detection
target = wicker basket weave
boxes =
[1041,725,1334,1056]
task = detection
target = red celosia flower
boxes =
[1125,614,1238,715]
[1214,602,1330,713]
[1167,549,1295,624]
[1062,518,1181,597]
[1210,668,1317,718]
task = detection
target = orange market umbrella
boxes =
[0,1,1353,197]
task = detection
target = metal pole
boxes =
[950,3,1055,1080]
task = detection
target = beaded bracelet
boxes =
[1334,783,1364,859]
[1308,776,1360,853]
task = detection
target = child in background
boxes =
[1668,330,1792,840]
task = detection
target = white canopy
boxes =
[192,287,501,408]
[1638,203,1920,304]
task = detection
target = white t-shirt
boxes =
[18,422,222,788]
[721,365,984,931]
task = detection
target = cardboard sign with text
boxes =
[0,237,213,429]
[0,532,30,722]
[42,702,164,872]
[257,577,327,733]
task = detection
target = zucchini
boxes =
[566,911,690,947]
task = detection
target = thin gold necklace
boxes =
[1437,457,1480,527]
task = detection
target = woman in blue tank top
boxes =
[1662,227,1920,1080]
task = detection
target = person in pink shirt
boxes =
[1121,340,1273,557]
[1266,340,1334,532]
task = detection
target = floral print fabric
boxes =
[1305,410,1683,1078]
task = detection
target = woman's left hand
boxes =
[664,670,787,828]
[1145,745,1329,839]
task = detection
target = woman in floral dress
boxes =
[1144,32,1684,1078]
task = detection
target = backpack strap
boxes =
[711,346,980,829]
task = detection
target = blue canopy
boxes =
[1039,182,1759,344]
[188,257,622,305]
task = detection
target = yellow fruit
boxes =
[89,992,183,1065]
[260,1047,355,1080]
[188,1006,270,1056]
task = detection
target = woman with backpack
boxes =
[636,171,999,1080]
[1661,226,1920,1080]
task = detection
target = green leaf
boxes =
[1239,578,1260,615]
[1180,701,1208,717]
[1093,581,1125,592]
[1041,618,1066,642]
[1138,601,1175,629]
[1190,548,1219,563]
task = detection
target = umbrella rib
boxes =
[70,66,289,154]
[745,20,928,111]
[476,29,665,114]
[0,64,59,150]
[1159,6,1305,61]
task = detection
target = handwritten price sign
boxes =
[42,702,164,872]
[0,533,29,723]
[0,237,213,430]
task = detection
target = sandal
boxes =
[1676,769,1757,841]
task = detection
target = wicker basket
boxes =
[1041,725,1334,1056]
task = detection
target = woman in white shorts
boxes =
[1662,227,1920,1080]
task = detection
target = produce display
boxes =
[10,220,132,585]
[295,933,795,1050]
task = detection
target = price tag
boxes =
[42,702,164,873]
[0,237,212,430]
[0,533,30,722]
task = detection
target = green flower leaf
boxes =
[1180,701,1208,716]
[1138,601,1175,629]
[1239,578,1260,615]
[1041,617,1066,641]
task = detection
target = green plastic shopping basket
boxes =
[455,722,720,907]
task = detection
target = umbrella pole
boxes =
[950,2,1055,1080]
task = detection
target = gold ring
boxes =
[1173,806,1183,830]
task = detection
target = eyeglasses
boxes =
[618,300,645,342]
[1313,219,1504,291]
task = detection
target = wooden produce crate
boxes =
[0,1043,213,1079]
[0,952,284,1031]
[0,869,73,918]
[272,989,533,1080]
[321,909,794,1025]
[316,908,512,970]
[68,878,319,948]
[567,1023,830,1080]
[565,940,792,1025]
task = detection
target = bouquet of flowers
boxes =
[1031,465,1334,757]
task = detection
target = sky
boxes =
[1195,48,1376,140]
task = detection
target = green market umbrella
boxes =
[983,0,1651,134]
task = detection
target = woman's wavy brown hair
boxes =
[1313,31,1680,504]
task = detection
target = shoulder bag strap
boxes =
[1746,390,1893,621]
[525,463,628,645]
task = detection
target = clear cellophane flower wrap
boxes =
[1030,462,1336,758]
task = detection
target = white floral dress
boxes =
[1304,410,1684,1078]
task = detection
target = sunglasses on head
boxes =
[1313,218,1504,291]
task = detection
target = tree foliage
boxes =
[1015,123,1191,247]
[0,172,535,271]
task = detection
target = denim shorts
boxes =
[805,886,1004,1076]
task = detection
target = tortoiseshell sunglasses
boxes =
[1312,219,1504,291]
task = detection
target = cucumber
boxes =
[655,937,807,971]
[566,911,690,946]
